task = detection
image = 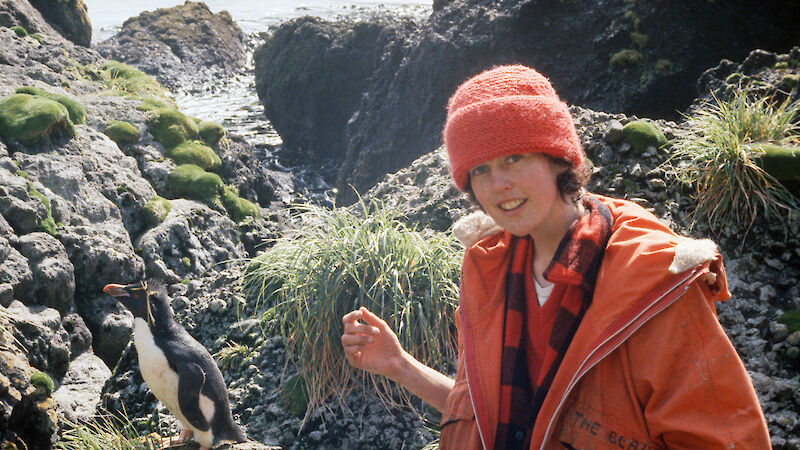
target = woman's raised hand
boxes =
[341,306,406,380]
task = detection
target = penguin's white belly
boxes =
[134,318,216,447]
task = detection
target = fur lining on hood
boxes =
[452,211,719,280]
[452,211,504,248]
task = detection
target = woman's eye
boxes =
[507,154,522,164]
[470,165,487,176]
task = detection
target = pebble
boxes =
[602,120,625,144]
[209,298,227,312]
[770,322,789,341]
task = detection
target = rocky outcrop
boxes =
[28,0,91,47]
[696,46,800,107]
[254,16,417,162]
[95,1,246,88]
[254,0,800,205]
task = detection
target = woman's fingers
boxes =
[341,333,373,347]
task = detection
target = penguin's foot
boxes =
[159,428,192,448]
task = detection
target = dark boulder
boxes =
[254,0,800,205]
[254,16,416,162]
[94,1,246,88]
[28,0,91,47]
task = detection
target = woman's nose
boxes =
[490,169,513,191]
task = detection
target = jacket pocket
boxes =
[441,378,475,427]
[440,378,482,450]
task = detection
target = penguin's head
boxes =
[102,279,173,327]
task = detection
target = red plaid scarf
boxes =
[494,196,612,450]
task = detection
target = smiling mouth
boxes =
[499,199,525,211]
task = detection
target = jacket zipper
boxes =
[538,267,701,448]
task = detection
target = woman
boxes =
[341,65,769,449]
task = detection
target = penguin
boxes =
[103,279,248,450]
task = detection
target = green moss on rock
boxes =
[15,87,86,125]
[0,94,75,144]
[143,195,172,226]
[104,120,140,146]
[27,183,58,236]
[136,97,172,112]
[780,74,799,91]
[779,309,800,333]
[726,73,741,85]
[10,26,27,37]
[166,141,221,170]
[147,107,199,149]
[622,120,667,154]
[610,49,643,71]
[654,59,673,74]
[221,185,260,222]
[756,144,800,181]
[30,371,54,397]
[630,32,648,48]
[168,164,223,201]
[198,121,225,146]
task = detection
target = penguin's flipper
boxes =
[177,362,211,432]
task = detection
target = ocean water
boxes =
[84,0,431,42]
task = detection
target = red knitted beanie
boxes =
[443,65,584,191]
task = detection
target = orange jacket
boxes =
[441,195,770,449]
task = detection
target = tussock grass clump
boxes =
[242,200,462,419]
[665,87,800,234]
[214,342,257,372]
[56,410,158,450]
[91,61,171,102]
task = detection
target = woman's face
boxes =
[469,153,565,238]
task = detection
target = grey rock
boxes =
[53,351,111,423]
[0,165,47,235]
[0,246,33,307]
[136,199,247,283]
[28,0,92,47]
[602,120,625,145]
[61,312,92,359]
[6,300,70,378]
[14,133,148,296]
[14,232,74,313]
[77,294,133,369]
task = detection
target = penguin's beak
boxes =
[103,284,130,297]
